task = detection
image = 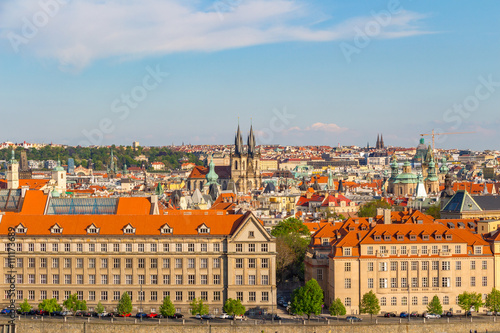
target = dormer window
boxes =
[435,234,442,241]
[50,224,63,234]
[322,238,329,246]
[422,235,429,241]
[160,224,173,234]
[123,224,136,235]
[383,235,391,241]
[374,235,381,241]
[197,224,210,234]
[248,231,255,238]
[474,246,482,255]
[86,223,100,234]
[349,226,355,231]
[445,234,452,240]
[15,224,27,234]
[397,235,404,241]
[410,235,416,241]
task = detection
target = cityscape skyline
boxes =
[0,1,499,149]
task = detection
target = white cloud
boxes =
[0,0,433,70]
[284,122,348,135]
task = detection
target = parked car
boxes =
[51,311,62,316]
[424,313,440,319]
[272,315,282,320]
[346,316,362,322]
[135,312,148,318]
[202,314,214,319]
[195,314,202,319]
[233,315,247,320]
[400,312,409,318]
[61,311,73,316]
[219,313,230,319]
[410,312,420,317]
[147,313,158,318]
[444,311,453,317]
[464,311,472,317]
[116,313,131,317]
[1,309,12,314]
[166,313,183,319]
[384,312,396,317]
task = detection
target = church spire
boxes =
[248,124,256,158]
[376,134,380,149]
[235,123,243,156]
[380,134,384,149]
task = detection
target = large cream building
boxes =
[0,191,276,315]
[306,209,494,315]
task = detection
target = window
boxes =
[52,243,59,252]
[236,275,243,285]
[175,275,182,285]
[474,246,482,255]
[138,275,145,285]
[391,278,397,288]
[163,258,170,269]
[200,244,207,252]
[214,275,220,285]
[125,259,132,268]
[411,277,418,287]
[368,262,374,271]
[28,258,35,268]
[261,258,268,269]
[40,290,47,300]
[101,291,108,301]
[421,246,428,254]
[236,244,242,252]
[422,261,428,271]
[368,278,373,289]
[248,275,255,285]
[188,275,195,285]
[188,291,195,301]
[442,261,450,271]
[76,258,83,268]
[175,259,182,269]
[456,277,462,287]
[76,275,83,284]
[482,260,488,270]
[52,274,59,284]
[391,297,397,306]
[101,244,107,252]
[88,291,95,301]
[261,292,268,302]
[482,276,488,287]
[401,297,407,306]
[200,258,208,269]
[367,246,374,255]
[40,274,47,284]
[89,275,95,285]
[213,243,220,252]
[113,258,120,269]
[213,258,221,268]
[163,291,170,299]
[411,261,418,271]
[188,243,195,252]
[422,296,429,305]
[29,243,34,252]
[101,258,108,268]
[64,258,71,268]
[317,269,323,281]
[443,296,449,305]
[163,243,170,252]
[431,245,438,254]
[176,292,182,301]
[113,244,120,252]
[138,244,144,252]
[456,261,461,270]
[187,258,195,269]
[88,244,95,252]
[401,261,407,271]
[432,277,439,287]
[344,262,351,272]
[28,274,35,284]
[113,291,120,301]
[41,243,46,252]
[248,244,256,252]
[401,246,407,255]
[471,261,476,270]
[261,244,268,252]
[261,275,269,285]
[249,291,256,302]
[344,297,351,306]
[379,278,387,288]
[176,243,182,252]
[150,258,158,269]
[380,262,388,271]
[441,277,450,288]
[390,261,397,271]
[390,246,396,255]
[101,275,108,285]
[380,297,387,306]
[40,258,47,268]
[345,278,351,289]
[75,243,82,252]
[401,278,407,288]
[236,259,243,269]
[125,275,132,285]
[163,275,170,285]
[52,258,59,268]
[125,244,132,252]
[455,245,461,254]
[343,248,351,256]
[64,291,71,300]
[412,296,418,306]
[150,244,157,252]
[236,292,243,301]
[411,246,417,254]
[432,261,439,270]
[64,243,70,252]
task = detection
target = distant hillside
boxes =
[0,145,202,171]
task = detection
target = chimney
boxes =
[384,209,391,224]
[376,208,384,217]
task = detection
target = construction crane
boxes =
[420,129,474,151]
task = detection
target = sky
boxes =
[0,0,499,150]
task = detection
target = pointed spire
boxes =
[376,134,380,149]
[248,123,256,157]
[380,134,384,148]
[235,123,243,156]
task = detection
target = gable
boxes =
[231,214,271,242]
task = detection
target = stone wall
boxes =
[3,321,500,333]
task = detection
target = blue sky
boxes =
[0,0,499,150]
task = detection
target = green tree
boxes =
[427,295,443,315]
[458,291,483,316]
[425,203,441,219]
[95,301,105,317]
[19,299,32,313]
[189,298,209,316]
[357,200,391,218]
[329,298,346,320]
[38,298,62,316]
[359,290,380,321]
[117,292,133,315]
[271,217,311,284]
[63,293,87,315]
[159,296,176,318]
[223,298,246,319]
[290,279,324,320]
[486,288,500,315]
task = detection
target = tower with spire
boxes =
[230,122,261,193]
[7,150,19,190]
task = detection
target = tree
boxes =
[290,279,324,320]
[329,298,346,320]
[63,293,87,315]
[357,199,391,218]
[271,217,311,237]
[159,296,176,318]
[95,301,105,317]
[359,290,380,321]
[19,299,32,314]
[425,203,441,219]
[38,298,62,316]
[427,295,443,315]
[189,298,209,316]
[486,288,500,315]
[117,292,133,315]
[223,298,246,318]
[458,291,483,316]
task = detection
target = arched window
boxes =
[234,161,238,170]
